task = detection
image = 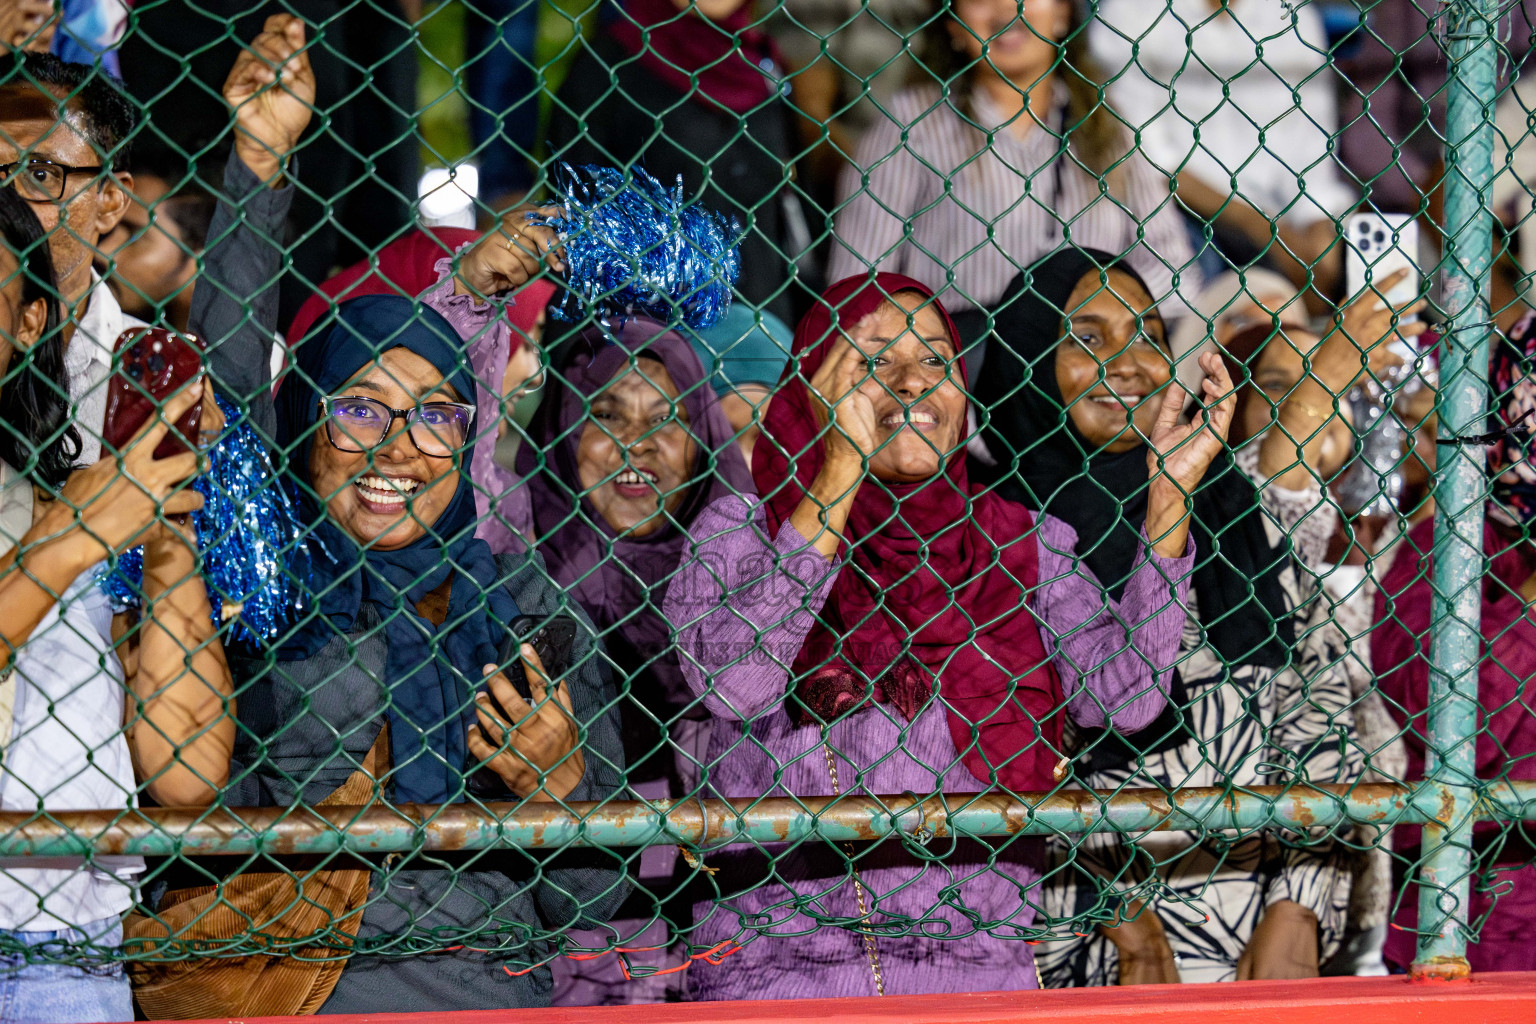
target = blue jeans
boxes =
[0,918,130,1024]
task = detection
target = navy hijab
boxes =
[274,295,520,804]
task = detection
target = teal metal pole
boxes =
[1416,0,1500,982]
[3,781,1534,858]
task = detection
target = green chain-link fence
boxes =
[0,0,1533,1005]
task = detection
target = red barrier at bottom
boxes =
[151,971,1536,1024]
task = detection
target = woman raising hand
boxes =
[664,273,1233,999]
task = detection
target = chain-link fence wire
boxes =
[0,0,1530,992]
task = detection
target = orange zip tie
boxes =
[565,944,666,962]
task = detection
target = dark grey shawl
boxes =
[226,551,629,1012]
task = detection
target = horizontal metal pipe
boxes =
[2,781,1532,858]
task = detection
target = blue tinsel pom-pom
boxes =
[97,394,306,647]
[536,163,741,330]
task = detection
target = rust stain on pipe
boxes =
[1409,955,1474,982]
[1437,784,1459,827]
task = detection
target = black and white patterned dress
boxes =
[1038,442,1367,985]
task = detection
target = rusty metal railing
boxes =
[6,781,1532,858]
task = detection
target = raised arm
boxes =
[1258,268,1428,492]
[0,386,205,659]
[194,15,313,439]
[193,151,294,439]
[1143,350,1238,560]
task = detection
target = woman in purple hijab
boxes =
[517,317,755,1001]
[519,318,753,763]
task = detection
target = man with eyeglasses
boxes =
[0,16,314,462]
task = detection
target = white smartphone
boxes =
[1345,212,1421,309]
[1345,211,1435,387]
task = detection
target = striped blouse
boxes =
[828,84,1198,312]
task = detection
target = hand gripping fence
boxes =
[0,0,1533,993]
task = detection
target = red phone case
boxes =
[101,327,207,460]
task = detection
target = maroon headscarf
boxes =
[518,318,754,710]
[754,274,1064,791]
[610,0,782,116]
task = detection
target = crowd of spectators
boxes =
[0,1,1533,1022]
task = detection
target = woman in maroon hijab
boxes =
[1373,312,1536,973]
[662,273,1236,998]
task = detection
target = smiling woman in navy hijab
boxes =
[197,295,625,1014]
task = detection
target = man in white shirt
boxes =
[0,53,140,463]
[0,25,313,464]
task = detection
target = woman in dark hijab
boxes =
[957,248,1363,986]
[137,296,627,1017]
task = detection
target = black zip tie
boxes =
[1436,408,1534,447]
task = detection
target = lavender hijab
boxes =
[517,319,754,710]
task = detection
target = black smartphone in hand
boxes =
[471,614,582,795]
[512,613,578,697]
[487,615,579,713]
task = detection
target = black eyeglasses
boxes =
[321,396,477,458]
[0,160,107,203]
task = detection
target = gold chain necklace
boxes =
[823,743,886,996]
